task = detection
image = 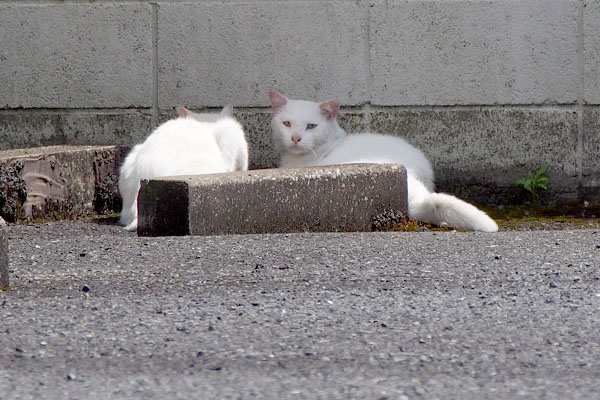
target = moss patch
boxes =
[379,204,600,232]
[86,212,120,225]
[476,204,599,231]
[390,219,457,232]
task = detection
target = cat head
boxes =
[176,105,234,122]
[269,91,342,157]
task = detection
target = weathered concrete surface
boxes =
[0,0,588,109]
[0,106,595,210]
[582,107,600,202]
[138,164,408,236]
[158,1,367,107]
[229,111,279,169]
[0,4,153,108]
[370,0,579,106]
[370,108,580,204]
[0,218,7,287]
[585,0,600,105]
[0,146,128,222]
[0,112,154,151]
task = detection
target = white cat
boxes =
[269,91,498,232]
[118,105,249,231]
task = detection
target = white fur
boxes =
[269,92,498,232]
[118,106,248,231]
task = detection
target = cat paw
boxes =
[123,220,137,232]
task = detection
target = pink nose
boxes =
[291,134,301,144]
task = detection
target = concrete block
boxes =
[338,111,371,137]
[0,146,129,222]
[235,111,279,169]
[0,4,152,108]
[0,112,154,150]
[0,218,7,287]
[585,1,600,104]
[158,1,368,108]
[370,0,579,105]
[582,107,600,202]
[370,108,579,204]
[137,164,408,236]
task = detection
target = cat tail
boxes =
[118,144,143,231]
[408,176,498,232]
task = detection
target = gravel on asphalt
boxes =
[1,221,599,399]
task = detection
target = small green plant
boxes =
[517,165,549,203]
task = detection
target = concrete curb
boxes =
[0,145,128,222]
[138,164,408,236]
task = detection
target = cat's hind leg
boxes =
[117,145,142,230]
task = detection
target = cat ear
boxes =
[319,100,340,120]
[176,106,191,118]
[269,91,288,112]
[220,104,234,118]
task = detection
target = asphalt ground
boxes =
[1,221,600,399]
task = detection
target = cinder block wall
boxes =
[1,0,598,205]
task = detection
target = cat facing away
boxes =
[269,91,498,232]
[118,105,248,231]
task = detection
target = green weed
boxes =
[517,165,549,203]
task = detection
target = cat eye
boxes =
[283,121,291,127]
[306,123,318,130]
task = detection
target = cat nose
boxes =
[291,134,302,144]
